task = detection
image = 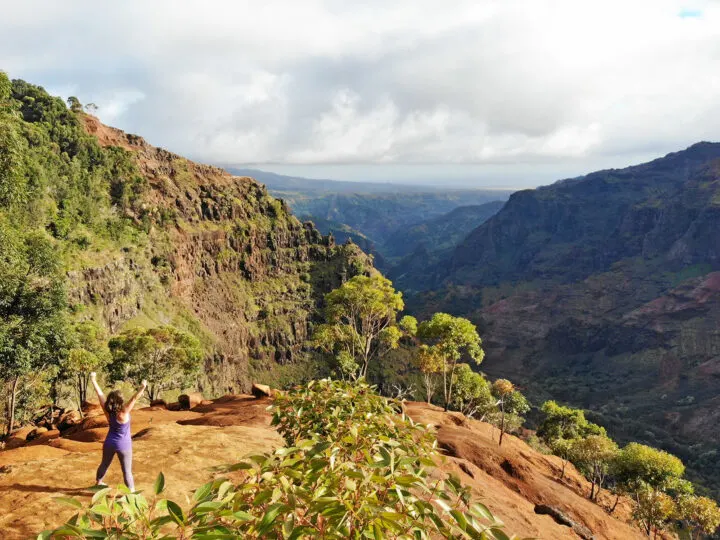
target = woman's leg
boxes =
[116,449,134,491]
[96,446,115,485]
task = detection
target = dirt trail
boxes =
[0,397,648,539]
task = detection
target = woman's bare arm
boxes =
[124,380,148,413]
[90,372,106,407]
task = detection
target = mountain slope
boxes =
[410,143,720,494]
[1,77,371,396]
[383,201,505,261]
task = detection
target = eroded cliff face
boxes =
[74,116,371,390]
[408,143,720,494]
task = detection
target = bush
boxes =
[42,379,515,539]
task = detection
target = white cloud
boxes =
[1,0,720,184]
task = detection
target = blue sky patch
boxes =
[679,8,703,18]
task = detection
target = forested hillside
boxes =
[409,143,720,496]
[0,74,370,433]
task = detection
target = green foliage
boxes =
[537,400,606,479]
[398,315,417,336]
[108,326,203,401]
[44,379,517,539]
[313,275,404,379]
[632,487,677,537]
[417,313,484,411]
[63,321,109,409]
[614,442,686,493]
[569,435,619,501]
[0,224,68,434]
[676,494,720,538]
[451,364,495,420]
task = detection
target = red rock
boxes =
[251,383,272,398]
[58,410,82,432]
[178,393,203,410]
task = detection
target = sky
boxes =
[2,0,720,188]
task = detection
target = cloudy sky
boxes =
[2,0,719,187]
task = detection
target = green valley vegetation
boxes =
[42,379,514,539]
[538,400,720,538]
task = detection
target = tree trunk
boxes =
[445,362,456,412]
[498,402,506,446]
[7,377,19,436]
[442,367,449,412]
[610,493,620,514]
[561,458,567,479]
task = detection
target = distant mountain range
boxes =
[226,167,512,270]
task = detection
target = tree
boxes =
[108,326,203,401]
[66,96,82,113]
[538,400,606,479]
[313,275,404,380]
[417,313,484,411]
[63,321,109,412]
[415,344,443,403]
[490,379,529,446]
[614,443,685,494]
[84,102,98,114]
[612,443,687,533]
[633,487,676,538]
[677,494,720,539]
[451,363,496,419]
[0,227,68,435]
[570,435,619,501]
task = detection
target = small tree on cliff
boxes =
[451,363,495,419]
[108,326,203,401]
[415,344,443,403]
[417,313,484,411]
[0,227,68,435]
[570,434,619,501]
[63,321,109,411]
[677,494,720,539]
[538,400,606,479]
[490,379,529,446]
[313,275,404,380]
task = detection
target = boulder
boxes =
[26,427,48,441]
[81,401,104,417]
[66,427,107,443]
[4,426,35,449]
[150,399,167,408]
[166,402,181,411]
[251,383,272,399]
[178,393,203,410]
[26,429,60,446]
[58,410,83,432]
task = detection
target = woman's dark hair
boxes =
[105,390,125,416]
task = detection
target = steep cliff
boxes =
[409,143,720,495]
[2,78,371,394]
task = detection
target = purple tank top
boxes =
[105,414,132,452]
